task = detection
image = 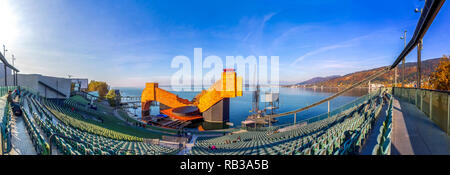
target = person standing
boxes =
[7,91,13,103]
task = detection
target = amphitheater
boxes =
[1,0,449,156]
[0,86,415,155]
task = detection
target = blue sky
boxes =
[1,0,449,87]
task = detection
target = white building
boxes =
[71,78,89,91]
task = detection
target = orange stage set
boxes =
[141,69,243,123]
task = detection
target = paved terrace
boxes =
[391,97,450,155]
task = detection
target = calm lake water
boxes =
[117,86,369,128]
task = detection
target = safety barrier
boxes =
[0,86,18,97]
[393,87,449,135]
[243,88,384,130]
[0,86,19,154]
[1,100,12,154]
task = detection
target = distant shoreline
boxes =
[282,86,371,89]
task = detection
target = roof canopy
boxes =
[0,52,20,72]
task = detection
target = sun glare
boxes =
[0,0,19,45]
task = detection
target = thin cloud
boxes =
[291,44,352,66]
[242,12,277,42]
[271,25,316,49]
[290,33,373,66]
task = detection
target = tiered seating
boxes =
[28,96,139,142]
[21,92,178,155]
[21,98,50,155]
[372,93,393,155]
[63,98,107,120]
[44,99,86,121]
[189,91,388,155]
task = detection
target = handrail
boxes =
[390,0,446,69]
[394,87,450,94]
[0,52,20,72]
[266,68,389,119]
[1,101,12,154]
[265,0,445,119]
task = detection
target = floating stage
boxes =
[161,106,203,121]
[140,69,243,128]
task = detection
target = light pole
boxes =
[415,2,425,89]
[12,54,16,86]
[3,45,8,86]
[400,30,407,87]
[417,39,422,89]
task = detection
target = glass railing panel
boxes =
[423,90,431,117]
[431,91,448,133]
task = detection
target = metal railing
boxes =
[243,88,384,130]
[0,99,12,155]
[393,87,449,135]
[262,0,445,122]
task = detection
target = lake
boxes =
[116,86,369,128]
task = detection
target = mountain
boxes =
[290,58,442,88]
[296,75,341,85]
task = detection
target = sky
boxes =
[0,0,449,87]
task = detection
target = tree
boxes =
[70,83,75,92]
[87,80,109,98]
[105,89,118,107]
[428,55,450,91]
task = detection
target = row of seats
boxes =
[372,93,393,155]
[189,91,388,155]
[21,91,178,155]
[196,106,359,148]
[63,98,106,120]
[21,98,50,155]
[40,98,141,142]
[304,95,384,155]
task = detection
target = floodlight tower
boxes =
[414,0,425,88]
[400,31,407,87]
[3,45,8,86]
[12,54,16,86]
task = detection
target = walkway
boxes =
[391,97,450,155]
[8,96,37,155]
[177,134,198,155]
[8,115,37,155]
